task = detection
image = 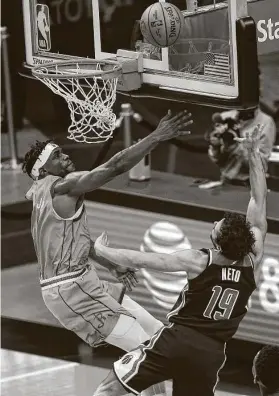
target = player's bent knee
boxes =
[121,295,163,338]
[105,314,150,351]
[94,370,127,396]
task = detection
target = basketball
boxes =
[140,2,184,48]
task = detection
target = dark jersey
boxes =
[167,248,256,342]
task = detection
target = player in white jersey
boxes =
[22,110,192,396]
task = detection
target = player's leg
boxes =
[95,324,173,396]
[43,276,165,395]
[171,326,226,396]
[121,295,163,337]
[93,370,129,396]
[119,295,167,396]
[74,273,166,396]
[172,367,222,396]
[104,314,166,396]
[105,313,150,351]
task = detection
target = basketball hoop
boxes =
[32,59,122,144]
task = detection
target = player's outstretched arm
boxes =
[89,239,138,291]
[94,232,208,279]
[89,239,115,271]
[54,110,192,196]
[234,124,267,268]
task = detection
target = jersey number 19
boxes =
[203,285,239,320]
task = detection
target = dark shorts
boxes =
[113,323,226,396]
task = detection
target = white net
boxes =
[32,60,121,144]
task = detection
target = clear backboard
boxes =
[22,0,259,108]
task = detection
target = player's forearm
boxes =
[248,148,267,205]
[89,242,116,271]
[95,245,182,272]
[107,132,160,175]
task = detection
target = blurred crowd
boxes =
[205,106,277,186]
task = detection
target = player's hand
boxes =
[110,267,139,292]
[155,110,193,141]
[94,232,109,255]
[234,123,263,151]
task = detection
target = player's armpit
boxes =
[250,226,265,273]
[246,196,267,240]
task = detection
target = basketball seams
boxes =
[148,4,160,47]
[172,6,183,47]
[160,3,169,47]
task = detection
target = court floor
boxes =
[1,349,108,396]
[1,349,253,396]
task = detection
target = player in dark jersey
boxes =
[92,124,267,396]
[252,345,279,396]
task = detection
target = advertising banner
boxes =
[248,0,279,55]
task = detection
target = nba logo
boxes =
[36,4,51,51]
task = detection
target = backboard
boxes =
[22,0,259,108]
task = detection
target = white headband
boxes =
[31,143,58,178]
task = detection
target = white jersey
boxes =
[26,175,91,280]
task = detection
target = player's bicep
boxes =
[246,196,267,237]
[173,249,209,279]
[70,166,118,195]
[52,171,89,195]
[54,166,117,196]
[251,226,265,283]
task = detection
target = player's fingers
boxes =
[179,130,191,136]
[101,231,107,242]
[174,118,193,133]
[178,119,194,131]
[128,271,138,286]
[160,109,172,123]
[131,272,139,283]
[119,275,128,288]
[124,277,133,291]
[126,271,137,287]
[173,111,192,126]
[170,109,189,124]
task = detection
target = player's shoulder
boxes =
[177,248,209,264]
[198,248,213,263]
[176,248,210,279]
